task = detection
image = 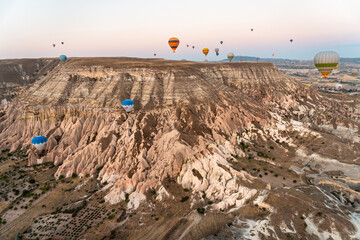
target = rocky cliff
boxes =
[0,57,359,239]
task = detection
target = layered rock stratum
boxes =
[0,57,359,240]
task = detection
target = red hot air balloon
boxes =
[168,37,180,53]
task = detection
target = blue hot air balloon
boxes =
[31,136,48,151]
[122,99,134,113]
[59,55,67,62]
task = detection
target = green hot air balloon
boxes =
[314,51,339,78]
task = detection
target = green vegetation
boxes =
[125,193,130,203]
[108,214,115,220]
[181,196,189,202]
[197,208,205,214]
[71,173,78,178]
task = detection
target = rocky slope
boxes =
[0,58,58,101]
[0,57,359,239]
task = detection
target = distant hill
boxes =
[218,56,360,64]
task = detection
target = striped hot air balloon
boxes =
[31,136,47,151]
[168,37,180,53]
[227,53,234,62]
[202,48,209,56]
[314,51,339,78]
[122,99,134,113]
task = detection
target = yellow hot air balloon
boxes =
[168,37,180,53]
[314,51,339,78]
[227,52,234,62]
[202,48,209,56]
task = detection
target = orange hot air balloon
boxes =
[203,48,209,56]
[168,37,180,53]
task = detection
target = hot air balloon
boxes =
[202,48,209,56]
[31,136,47,151]
[215,48,219,56]
[61,42,64,45]
[168,37,180,53]
[314,51,340,78]
[192,46,195,49]
[290,39,293,43]
[122,99,134,113]
[187,44,189,47]
[227,53,234,62]
[251,29,253,31]
[220,41,223,44]
[53,44,56,47]
[272,53,275,57]
[59,55,67,62]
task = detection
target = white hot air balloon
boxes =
[314,51,340,78]
[227,52,234,62]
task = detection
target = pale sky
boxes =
[0,0,359,61]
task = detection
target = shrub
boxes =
[108,214,115,220]
[270,146,274,149]
[59,175,64,180]
[29,179,36,184]
[181,196,189,202]
[293,180,297,183]
[197,208,205,214]
[259,174,262,178]
[316,212,323,217]
[184,188,190,192]
[71,173,77,178]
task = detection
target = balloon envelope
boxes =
[202,48,209,56]
[314,51,340,78]
[227,53,234,62]
[32,136,47,151]
[215,48,219,53]
[220,41,223,44]
[122,99,134,113]
[59,55,67,62]
[168,37,180,53]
